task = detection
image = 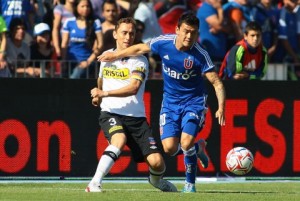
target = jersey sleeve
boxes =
[131,56,149,82]
[149,36,162,55]
[62,18,73,33]
[98,61,106,78]
[94,19,102,33]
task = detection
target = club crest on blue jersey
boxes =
[184,58,193,69]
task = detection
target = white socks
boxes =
[91,145,121,184]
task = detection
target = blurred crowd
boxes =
[0,0,299,79]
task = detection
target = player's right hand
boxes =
[97,52,117,62]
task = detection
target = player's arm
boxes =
[97,43,151,62]
[91,72,143,98]
[205,71,226,126]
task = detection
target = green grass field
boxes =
[1,181,300,201]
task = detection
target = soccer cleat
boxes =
[85,182,102,192]
[196,139,209,168]
[149,178,177,192]
[182,182,196,193]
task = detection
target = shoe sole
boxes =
[198,140,209,168]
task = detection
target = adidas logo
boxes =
[163,55,169,60]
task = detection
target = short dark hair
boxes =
[9,17,27,31]
[177,12,199,29]
[244,21,262,34]
[101,0,118,11]
[115,17,136,31]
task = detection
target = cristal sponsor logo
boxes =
[103,67,130,79]
[163,66,196,80]
[109,125,123,133]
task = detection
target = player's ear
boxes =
[175,26,180,34]
[113,30,117,40]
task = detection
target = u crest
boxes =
[184,59,193,69]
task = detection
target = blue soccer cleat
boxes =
[196,139,209,168]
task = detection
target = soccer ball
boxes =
[226,147,254,175]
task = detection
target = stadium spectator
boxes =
[197,0,229,64]
[277,0,300,80]
[90,0,104,21]
[116,0,140,18]
[219,21,268,80]
[52,0,75,58]
[101,0,119,34]
[61,0,103,78]
[0,15,10,77]
[86,17,177,193]
[98,13,226,193]
[134,0,162,43]
[30,23,59,77]
[250,0,280,62]
[6,18,40,77]
[0,0,35,31]
[155,0,187,34]
[223,0,252,49]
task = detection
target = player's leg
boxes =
[125,116,177,192]
[86,112,126,192]
[180,105,207,193]
[180,131,197,193]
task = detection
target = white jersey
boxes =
[99,49,149,117]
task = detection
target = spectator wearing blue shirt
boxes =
[277,0,300,79]
[251,0,280,62]
[61,0,103,78]
[0,0,34,32]
[197,0,228,63]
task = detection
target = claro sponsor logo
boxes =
[163,66,197,80]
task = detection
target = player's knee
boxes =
[146,153,165,171]
[163,144,179,155]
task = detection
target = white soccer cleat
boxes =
[85,182,102,192]
[149,178,177,192]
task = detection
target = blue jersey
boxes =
[0,0,33,29]
[149,34,215,105]
[62,17,102,62]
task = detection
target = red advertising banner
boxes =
[0,79,299,177]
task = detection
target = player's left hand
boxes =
[215,109,225,126]
[91,87,101,98]
[91,87,108,98]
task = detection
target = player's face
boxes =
[114,23,135,50]
[244,30,262,48]
[176,23,198,50]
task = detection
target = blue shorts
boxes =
[159,99,208,140]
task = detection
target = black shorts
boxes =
[99,111,161,163]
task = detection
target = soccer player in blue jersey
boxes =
[98,12,226,193]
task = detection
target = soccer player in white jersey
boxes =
[86,17,177,193]
[98,12,226,193]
